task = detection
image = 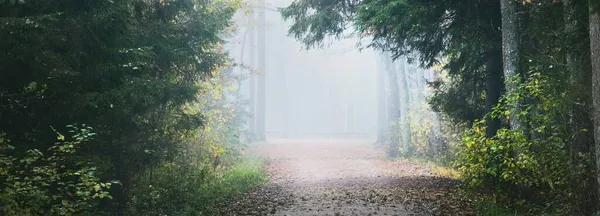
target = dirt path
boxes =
[216,139,474,216]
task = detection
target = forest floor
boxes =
[213,139,475,216]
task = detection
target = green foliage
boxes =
[126,156,267,216]
[125,34,259,215]
[199,156,268,207]
[0,125,116,216]
[280,0,355,49]
[126,163,210,216]
[282,0,502,134]
[428,70,487,125]
[407,102,439,157]
[476,203,523,216]
[454,73,590,214]
[0,0,240,213]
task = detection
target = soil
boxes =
[213,138,475,216]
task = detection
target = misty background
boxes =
[225,2,438,140]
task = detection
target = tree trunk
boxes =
[280,31,289,139]
[564,0,594,159]
[376,53,388,144]
[398,57,412,155]
[485,50,503,137]
[500,0,522,130]
[256,3,267,141]
[248,12,256,139]
[588,2,600,212]
[381,51,401,157]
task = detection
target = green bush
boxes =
[126,156,267,216]
[454,73,590,214]
[0,125,117,216]
[476,203,523,216]
[200,156,268,202]
[125,163,210,216]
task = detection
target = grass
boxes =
[201,155,268,200]
[197,155,268,214]
[126,154,269,216]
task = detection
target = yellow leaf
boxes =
[57,134,65,141]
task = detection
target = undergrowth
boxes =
[199,156,268,214]
[476,203,523,216]
[127,155,268,216]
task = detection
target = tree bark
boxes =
[280,29,289,139]
[248,11,256,139]
[564,0,594,158]
[256,3,267,141]
[381,51,401,157]
[376,53,388,144]
[485,50,503,137]
[398,57,412,155]
[500,0,522,130]
[588,1,600,211]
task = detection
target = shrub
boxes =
[454,73,590,214]
[126,156,267,216]
[0,125,116,216]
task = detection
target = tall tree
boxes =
[500,0,522,130]
[397,57,412,154]
[0,0,235,213]
[589,0,600,211]
[280,21,290,138]
[485,51,503,137]
[248,10,257,139]
[256,0,267,141]
[563,0,593,157]
[376,51,388,144]
[381,51,401,157]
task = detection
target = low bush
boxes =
[126,155,267,216]
[0,125,116,216]
[454,73,592,215]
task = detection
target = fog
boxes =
[3,1,594,214]
[225,2,438,141]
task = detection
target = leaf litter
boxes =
[212,139,475,216]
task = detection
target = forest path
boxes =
[215,139,474,216]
